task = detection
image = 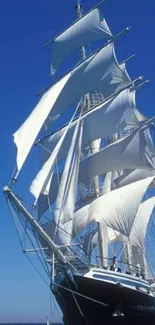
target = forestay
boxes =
[50,6,112,74]
[73,176,154,237]
[14,42,130,178]
[42,88,145,165]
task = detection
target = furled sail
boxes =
[73,176,154,237]
[14,42,130,178]
[55,119,83,224]
[79,128,155,183]
[41,88,144,165]
[50,6,112,74]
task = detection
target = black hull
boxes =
[52,274,155,325]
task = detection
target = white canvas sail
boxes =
[30,106,80,204]
[45,42,131,130]
[42,88,143,165]
[88,197,155,248]
[73,177,154,237]
[37,128,155,217]
[50,6,112,74]
[55,119,83,224]
[79,128,155,183]
[13,73,71,177]
[114,166,155,189]
[129,196,155,249]
[14,42,130,178]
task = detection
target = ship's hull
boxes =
[52,272,155,325]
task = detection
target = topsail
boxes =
[50,6,112,74]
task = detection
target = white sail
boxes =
[13,73,71,177]
[42,88,143,165]
[114,165,155,189]
[101,172,112,195]
[129,196,155,249]
[79,128,155,183]
[73,176,154,237]
[37,129,155,217]
[50,6,112,74]
[30,107,80,203]
[14,42,130,177]
[108,227,123,242]
[55,119,83,224]
[38,174,59,217]
[100,197,155,247]
[46,42,131,130]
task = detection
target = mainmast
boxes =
[75,0,90,110]
[75,0,107,267]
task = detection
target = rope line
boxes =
[53,281,109,308]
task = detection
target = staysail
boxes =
[55,119,83,224]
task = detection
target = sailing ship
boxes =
[4,1,155,324]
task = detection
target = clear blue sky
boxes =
[0,0,155,323]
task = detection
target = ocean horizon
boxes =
[0,323,63,325]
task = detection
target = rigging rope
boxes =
[6,195,51,284]
[53,281,109,308]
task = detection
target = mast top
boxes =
[75,0,83,19]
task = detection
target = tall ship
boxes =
[4,1,155,324]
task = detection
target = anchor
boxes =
[112,304,124,318]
